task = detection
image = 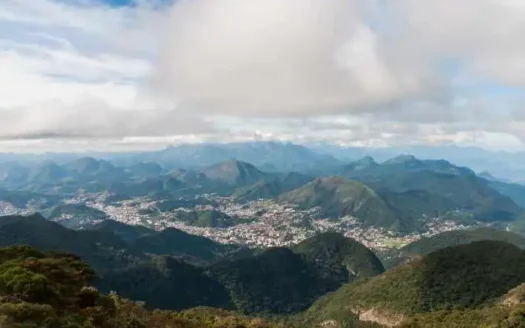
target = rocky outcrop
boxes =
[351,307,405,327]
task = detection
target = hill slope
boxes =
[343,155,524,224]
[201,160,267,187]
[0,214,141,271]
[291,232,384,279]
[0,244,300,328]
[43,203,108,229]
[233,172,312,201]
[388,228,525,268]
[0,214,248,269]
[97,255,233,310]
[207,233,384,315]
[132,227,250,264]
[307,241,525,326]
[280,177,405,231]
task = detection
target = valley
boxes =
[0,143,517,254]
[0,191,473,252]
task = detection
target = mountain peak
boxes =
[67,157,100,173]
[64,157,118,177]
[351,156,378,169]
[201,160,265,186]
[356,156,376,164]
[383,154,418,165]
[280,177,403,230]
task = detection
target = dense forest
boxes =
[0,244,301,328]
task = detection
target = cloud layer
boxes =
[3,0,525,151]
[155,0,431,116]
[156,0,525,115]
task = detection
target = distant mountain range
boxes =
[2,151,525,234]
[308,142,525,182]
[339,155,524,225]
[2,141,525,181]
[119,141,341,173]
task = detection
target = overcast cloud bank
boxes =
[2,0,525,151]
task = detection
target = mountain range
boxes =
[2,151,525,234]
[4,141,525,180]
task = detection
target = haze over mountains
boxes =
[1,142,525,239]
[2,142,525,181]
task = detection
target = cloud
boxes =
[154,0,434,117]
[0,102,213,140]
[153,0,525,117]
[3,0,525,152]
[0,0,213,142]
[393,0,525,86]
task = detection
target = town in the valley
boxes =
[0,193,473,252]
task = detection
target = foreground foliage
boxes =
[0,245,299,328]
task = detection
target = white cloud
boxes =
[3,0,525,152]
[153,0,525,117]
[154,0,432,117]
[394,0,525,85]
[0,0,212,142]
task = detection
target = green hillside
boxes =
[0,244,297,328]
[83,219,153,242]
[97,256,233,311]
[5,216,525,327]
[307,241,525,326]
[132,227,250,264]
[201,160,267,187]
[174,210,243,228]
[233,179,284,201]
[44,204,108,229]
[387,228,525,268]
[4,242,525,328]
[357,170,523,223]
[233,173,312,202]
[0,214,141,272]
[0,215,247,269]
[291,232,384,280]
[399,283,525,327]
[341,155,524,224]
[0,218,384,315]
[208,233,384,315]
[208,248,336,315]
[279,177,405,231]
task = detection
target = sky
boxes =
[2,0,525,153]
